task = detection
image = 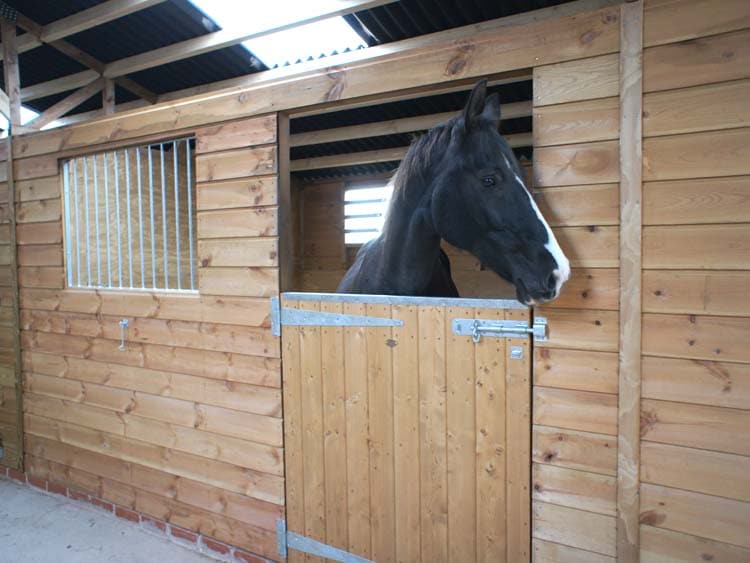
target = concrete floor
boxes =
[0,477,215,563]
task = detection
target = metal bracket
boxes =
[277,519,374,563]
[452,316,548,343]
[271,296,404,336]
[118,319,129,351]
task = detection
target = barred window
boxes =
[62,138,197,291]
[343,182,393,245]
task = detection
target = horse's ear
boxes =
[462,80,487,131]
[482,93,501,130]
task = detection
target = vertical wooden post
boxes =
[1,18,21,130]
[277,112,293,292]
[617,1,643,561]
[103,78,116,115]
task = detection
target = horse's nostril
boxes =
[546,272,557,290]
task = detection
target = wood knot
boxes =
[701,553,715,561]
[581,291,589,299]
[324,70,346,102]
[386,338,397,348]
[640,409,658,437]
[579,29,602,45]
[543,451,556,462]
[639,510,666,526]
[445,43,475,76]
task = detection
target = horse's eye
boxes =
[482,176,496,187]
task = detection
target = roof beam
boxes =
[25,77,106,130]
[103,0,398,78]
[289,101,533,147]
[15,12,158,104]
[0,32,41,61]
[290,132,533,171]
[21,70,100,102]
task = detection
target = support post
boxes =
[1,17,21,130]
[103,79,116,115]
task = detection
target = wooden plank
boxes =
[198,267,279,297]
[540,268,619,311]
[643,129,750,181]
[17,244,63,267]
[18,267,65,289]
[640,483,750,548]
[644,224,750,269]
[1,20,21,129]
[474,308,506,561]
[195,146,277,182]
[197,207,277,238]
[644,269,750,316]
[552,226,618,268]
[536,308,619,353]
[643,29,750,93]
[102,79,115,115]
[533,387,617,435]
[641,398,750,456]
[533,54,618,106]
[533,539,615,563]
[534,184,619,227]
[419,306,448,563]
[534,348,618,394]
[196,176,278,211]
[533,464,616,516]
[195,115,277,154]
[16,199,62,223]
[390,304,420,563]
[534,141,619,187]
[641,441,750,502]
[642,355,750,409]
[644,80,750,137]
[643,313,750,363]
[198,238,278,268]
[15,176,60,202]
[640,525,750,563]
[644,0,750,47]
[532,502,616,556]
[644,176,750,226]
[26,78,106,130]
[534,97,619,146]
[17,222,63,245]
[13,156,58,182]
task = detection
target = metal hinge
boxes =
[277,519,374,563]
[452,317,548,343]
[271,296,404,336]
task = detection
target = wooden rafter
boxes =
[25,77,106,130]
[21,70,100,102]
[103,0,397,78]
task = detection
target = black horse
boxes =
[337,80,570,305]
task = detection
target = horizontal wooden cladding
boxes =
[20,309,279,359]
[644,0,750,47]
[26,435,282,535]
[533,539,614,563]
[18,267,65,289]
[532,464,616,516]
[198,238,278,268]
[14,155,58,182]
[24,393,283,477]
[640,525,750,563]
[536,308,618,352]
[22,331,281,389]
[198,267,279,297]
[534,141,619,187]
[643,29,750,93]
[533,387,617,435]
[641,398,750,456]
[195,115,277,155]
[197,207,277,238]
[643,80,750,137]
[533,54,618,106]
[534,97,619,146]
[643,176,750,226]
[541,268,619,311]
[24,351,280,415]
[16,199,61,223]
[19,288,272,327]
[17,244,62,267]
[195,146,276,183]
[643,313,750,363]
[532,501,615,556]
[534,184,619,227]
[640,483,750,549]
[553,226,618,268]
[534,348,618,394]
[642,355,750,409]
[15,175,59,202]
[643,270,750,317]
[643,129,750,181]
[643,224,750,270]
[24,374,282,448]
[196,176,277,211]
[14,6,620,160]
[17,222,63,245]
[641,441,750,502]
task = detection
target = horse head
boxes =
[430,80,570,305]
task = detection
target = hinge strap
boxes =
[277,519,374,563]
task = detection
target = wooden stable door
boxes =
[279,294,532,563]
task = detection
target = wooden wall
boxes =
[14,115,284,559]
[638,0,750,559]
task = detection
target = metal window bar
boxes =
[62,137,197,292]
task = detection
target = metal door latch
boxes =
[452,317,548,343]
